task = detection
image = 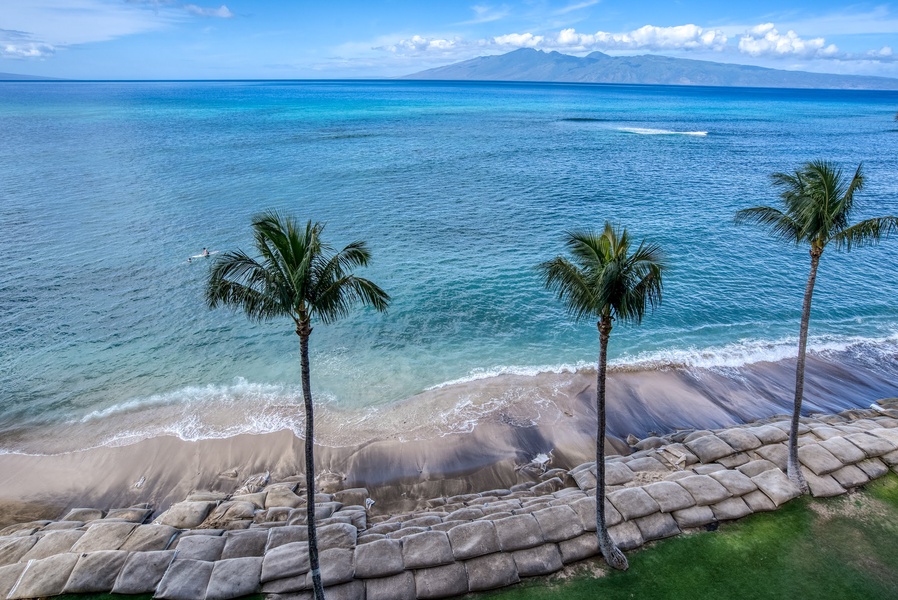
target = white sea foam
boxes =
[618,127,708,136]
[67,377,332,449]
[435,396,513,436]
[425,361,593,390]
[21,331,895,454]
[613,331,898,372]
[78,377,299,424]
[426,331,898,389]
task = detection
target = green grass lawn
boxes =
[473,473,898,600]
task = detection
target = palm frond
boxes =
[206,250,289,320]
[756,161,868,250]
[565,230,609,271]
[207,210,389,328]
[831,216,898,251]
[835,163,865,224]
[788,161,848,240]
[734,206,803,243]
[333,241,373,270]
[537,256,600,322]
[738,159,894,259]
[606,241,665,324]
[314,275,390,325]
[604,222,629,258]
[539,223,665,325]
[625,261,664,322]
[309,241,373,302]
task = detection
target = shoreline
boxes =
[2,351,897,524]
[1,403,897,599]
[4,345,898,456]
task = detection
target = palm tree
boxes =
[538,223,665,571]
[735,160,898,493]
[206,210,389,600]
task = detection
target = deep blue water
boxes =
[1,80,897,452]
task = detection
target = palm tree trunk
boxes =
[787,248,821,494]
[596,317,628,571]
[299,327,325,600]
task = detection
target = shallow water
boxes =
[1,80,897,453]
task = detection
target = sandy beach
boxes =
[2,352,895,527]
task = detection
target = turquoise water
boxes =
[1,80,897,452]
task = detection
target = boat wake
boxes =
[618,127,708,136]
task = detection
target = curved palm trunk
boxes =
[595,317,628,571]
[298,327,326,600]
[787,248,821,494]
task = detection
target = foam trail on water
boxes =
[618,127,708,136]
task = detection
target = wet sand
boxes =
[1,351,896,525]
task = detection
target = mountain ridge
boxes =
[403,48,898,90]
[0,72,59,81]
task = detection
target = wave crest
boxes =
[618,127,708,136]
[7,331,895,455]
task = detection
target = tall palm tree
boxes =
[735,160,898,493]
[538,223,665,571]
[206,210,389,600]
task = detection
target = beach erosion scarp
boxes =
[0,402,897,599]
[0,346,898,524]
[1,348,895,521]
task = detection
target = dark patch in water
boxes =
[560,117,610,122]
[318,132,378,140]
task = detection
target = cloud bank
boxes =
[384,24,729,56]
[382,22,894,64]
[1,0,233,61]
[738,23,837,58]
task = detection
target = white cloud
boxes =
[380,20,898,71]
[457,5,510,25]
[553,25,728,52]
[386,25,727,56]
[553,0,600,16]
[0,0,234,62]
[386,35,461,54]
[738,23,838,58]
[493,32,545,48]
[1,42,56,59]
[0,1,178,52]
[183,4,233,18]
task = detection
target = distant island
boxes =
[403,48,898,90]
[0,72,58,81]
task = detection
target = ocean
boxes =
[1,79,897,454]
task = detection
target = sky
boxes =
[2,0,898,79]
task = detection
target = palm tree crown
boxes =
[735,161,897,254]
[538,222,664,572]
[735,160,898,493]
[206,210,389,328]
[206,210,388,600]
[539,222,664,324]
